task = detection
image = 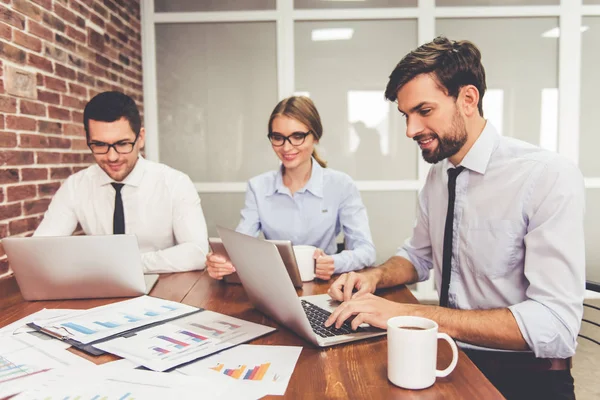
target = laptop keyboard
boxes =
[301,300,363,338]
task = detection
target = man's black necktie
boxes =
[111,183,125,235]
[439,166,465,308]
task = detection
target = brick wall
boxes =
[0,0,143,275]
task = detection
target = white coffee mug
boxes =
[293,245,316,282]
[387,316,458,390]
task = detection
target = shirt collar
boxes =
[97,155,146,188]
[446,121,499,175]
[269,157,324,198]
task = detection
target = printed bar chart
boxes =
[157,335,189,349]
[213,362,272,381]
[179,330,208,342]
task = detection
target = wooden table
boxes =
[0,272,504,399]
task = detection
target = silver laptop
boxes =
[2,235,159,301]
[216,226,385,347]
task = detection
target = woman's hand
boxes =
[206,252,236,280]
[314,248,335,280]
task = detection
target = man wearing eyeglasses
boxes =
[34,91,209,273]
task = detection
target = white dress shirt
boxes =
[34,157,209,273]
[397,122,586,359]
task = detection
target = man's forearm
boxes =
[410,305,528,350]
[366,256,419,289]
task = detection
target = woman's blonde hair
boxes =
[268,96,327,168]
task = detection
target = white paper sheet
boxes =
[0,334,95,399]
[95,310,276,372]
[9,366,263,400]
[178,344,302,396]
[32,296,198,344]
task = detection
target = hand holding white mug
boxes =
[314,248,335,280]
[387,316,458,390]
[293,245,316,281]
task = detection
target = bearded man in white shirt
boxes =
[35,91,209,273]
[324,37,584,400]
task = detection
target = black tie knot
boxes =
[111,182,124,192]
[447,166,465,180]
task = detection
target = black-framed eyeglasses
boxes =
[88,136,139,155]
[267,131,312,147]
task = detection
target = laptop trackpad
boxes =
[144,274,159,294]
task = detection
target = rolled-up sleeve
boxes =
[396,181,434,283]
[508,162,585,358]
[331,180,376,273]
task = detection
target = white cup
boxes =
[387,316,458,390]
[293,245,316,282]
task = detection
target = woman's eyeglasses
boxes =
[267,131,311,147]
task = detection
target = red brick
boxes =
[88,62,104,76]
[0,95,16,113]
[70,0,91,18]
[55,4,77,25]
[55,64,76,80]
[61,153,81,163]
[36,151,61,164]
[6,116,36,131]
[0,21,10,40]
[0,203,22,220]
[44,44,68,63]
[88,28,105,52]
[19,133,49,148]
[36,72,43,86]
[7,184,36,202]
[19,100,46,116]
[50,167,72,179]
[38,182,60,196]
[0,131,17,147]
[0,4,25,29]
[42,12,65,33]
[67,53,86,69]
[0,257,9,275]
[38,90,60,105]
[71,138,88,150]
[82,153,94,163]
[27,53,53,73]
[90,13,105,29]
[13,0,43,21]
[24,198,51,215]
[0,188,3,203]
[14,30,42,52]
[49,106,71,121]
[45,76,67,92]
[55,33,76,51]
[0,151,34,165]
[31,0,52,11]
[0,115,3,129]
[68,83,87,97]
[9,216,39,236]
[48,136,70,148]
[21,167,47,181]
[27,20,52,41]
[63,123,84,136]
[61,95,86,109]
[0,42,26,64]
[76,71,95,86]
[66,26,86,43]
[0,168,19,184]
[72,111,83,124]
[38,120,62,134]
[72,165,87,173]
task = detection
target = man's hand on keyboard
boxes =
[324,293,409,330]
[328,271,377,302]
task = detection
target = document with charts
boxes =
[30,296,199,345]
[95,310,276,371]
[178,344,303,396]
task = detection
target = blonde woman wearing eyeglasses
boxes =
[207,96,376,281]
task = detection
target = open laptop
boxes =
[216,226,385,347]
[2,235,159,301]
[209,237,303,288]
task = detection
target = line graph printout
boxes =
[32,296,198,344]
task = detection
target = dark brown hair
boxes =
[384,36,487,116]
[268,96,327,168]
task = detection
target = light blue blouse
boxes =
[236,159,376,273]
